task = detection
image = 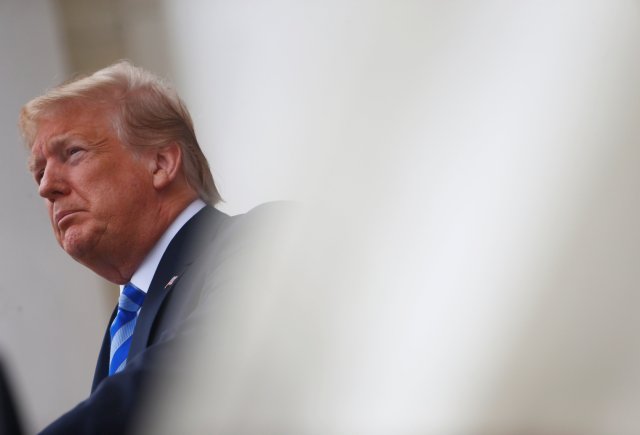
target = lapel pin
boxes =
[165,275,179,288]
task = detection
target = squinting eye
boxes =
[68,147,82,156]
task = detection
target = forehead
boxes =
[35,103,113,140]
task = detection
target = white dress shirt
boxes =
[120,199,206,294]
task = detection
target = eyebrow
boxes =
[27,134,109,173]
[27,133,73,173]
[28,152,44,174]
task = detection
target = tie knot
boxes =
[118,283,146,313]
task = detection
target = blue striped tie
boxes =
[109,283,146,376]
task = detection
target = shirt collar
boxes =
[120,199,206,294]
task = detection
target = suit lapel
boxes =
[128,206,226,360]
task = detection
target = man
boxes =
[19,60,261,434]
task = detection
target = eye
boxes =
[65,146,87,162]
[67,146,83,156]
[35,169,44,185]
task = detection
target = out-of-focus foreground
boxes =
[1,1,639,434]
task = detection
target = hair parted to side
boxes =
[19,60,221,205]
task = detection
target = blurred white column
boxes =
[154,1,640,434]
[0,0,113,431]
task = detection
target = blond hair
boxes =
[19,60,221,205]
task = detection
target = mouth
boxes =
[55,209,82,228]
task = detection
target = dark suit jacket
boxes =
[0,358,24,435]
[40,205,242,434]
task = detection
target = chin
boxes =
[62,240,90,261]
[59,228,97,261]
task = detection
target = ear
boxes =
[150,143,182,191]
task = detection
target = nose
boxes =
[38,165,69,201]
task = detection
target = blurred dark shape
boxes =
[0,358,23,435]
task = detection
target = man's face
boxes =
[29,105,156,270]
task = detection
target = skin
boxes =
[28,103,198,284]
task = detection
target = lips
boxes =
[54,209,82,227]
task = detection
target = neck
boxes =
[82,191,199,284]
